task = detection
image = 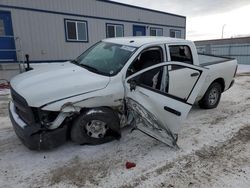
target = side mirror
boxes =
[128,79,137,91]
[127,67,135,77]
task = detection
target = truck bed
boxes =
[198,53,235,67]
[195,53,237,101]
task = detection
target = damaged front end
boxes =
[9,101,70,150]
[8,89,78,150]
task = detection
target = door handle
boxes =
[190,72,199,77]
[164,106,181,116]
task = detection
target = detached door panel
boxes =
[125,62,208,147]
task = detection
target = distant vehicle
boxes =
[9,37,238,150]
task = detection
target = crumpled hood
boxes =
[10,62,110,107]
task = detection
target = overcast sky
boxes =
[112,0,250,41]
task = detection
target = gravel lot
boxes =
[0,73,250,188]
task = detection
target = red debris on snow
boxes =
[125,162,136,169]
[0,79,10,89]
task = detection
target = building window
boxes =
[65,19,88,42]
[170,29,181,38]
[150,27,163,36]
[106,23,124,38]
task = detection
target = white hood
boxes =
[10,62,110,107]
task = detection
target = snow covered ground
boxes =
[0,73,250,188]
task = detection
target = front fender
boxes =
[41,93,123,112]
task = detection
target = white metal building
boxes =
[0,0,186,63]
[195,37,250,65]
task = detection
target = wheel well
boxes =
[79,106,118,115]
[73,106,121,135]
[212,78,225,92]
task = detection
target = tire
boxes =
[199,82,222,109]
[71,107,121,145]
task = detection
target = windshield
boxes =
[73,42,137,76]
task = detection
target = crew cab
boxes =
[9,37,238,150]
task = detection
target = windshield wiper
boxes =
[80,64,100,72]
[71,60,110,76]
[70,59,78,64]
[70,60,97,72]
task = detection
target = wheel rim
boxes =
[208,88,219,105]
[85,120,108,138]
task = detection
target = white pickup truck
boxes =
[9,37,237,150]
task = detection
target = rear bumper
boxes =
[9,101,68,150]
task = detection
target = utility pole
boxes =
[221,24,226,39]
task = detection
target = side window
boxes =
[169,45,193,70]
[126,47,163,77]
[132,65,201,101]
[135,66,163,90]
[169,45,193,64]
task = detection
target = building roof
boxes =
[97,0,185,19]
[103,36,189,47]
[195,36,250,46]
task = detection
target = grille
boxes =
[11,87,35,125]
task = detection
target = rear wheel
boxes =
[71,107,120,145]
[199,82,222,109]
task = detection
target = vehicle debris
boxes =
[126,162,136,169]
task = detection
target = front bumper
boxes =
[9,101,68,150]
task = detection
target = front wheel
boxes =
[71,107,121,145]
[199,82,222,109]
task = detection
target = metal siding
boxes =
[1,0,185,27]
[1,0,186,62]
[196,43,250,65]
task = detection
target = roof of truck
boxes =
[102,36,191,47]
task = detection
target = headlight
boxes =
[39,110,59,126]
